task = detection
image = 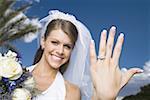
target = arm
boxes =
[65,81,81,100]
[90,26,143,100]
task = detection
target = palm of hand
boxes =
[90,26,143,100]
[91,59,122,99]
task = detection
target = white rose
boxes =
[0,57,22,80]
[5,50,17,58]
[23,77,35,90]
[12,88,32,100]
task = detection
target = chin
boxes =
[50,64,61,69]
[48,61,66,70]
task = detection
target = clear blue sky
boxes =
[15,0,149,69]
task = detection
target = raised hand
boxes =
[90,26,143,100]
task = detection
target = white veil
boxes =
[38,10,93,99]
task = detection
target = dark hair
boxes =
[33,19,78,74]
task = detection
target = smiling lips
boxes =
[51,54,64,61]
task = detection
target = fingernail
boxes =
[91,39,95,44]
[120,33,124,38]
[102,30,107,37]
[110,26,116,36]
[102,29,107,33]
[137,69,144,73]
[111,26,116,30]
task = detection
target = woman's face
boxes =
[41,29,74,69]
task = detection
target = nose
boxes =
[56,45,64,55]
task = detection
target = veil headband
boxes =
[38,10,93,99]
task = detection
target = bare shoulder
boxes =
[65,80,81,100]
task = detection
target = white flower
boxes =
[12,88,32,100]
[5,50,17,58]
[23,77,35,90]
[0,51,22,80]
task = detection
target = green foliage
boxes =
[123,84,150,100]
[0,0,38,52]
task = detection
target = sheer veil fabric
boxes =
[38,10,93,99]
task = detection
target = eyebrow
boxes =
[50,38,73,45]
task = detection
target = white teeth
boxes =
[51,55,62,61]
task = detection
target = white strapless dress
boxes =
[27,65,66,100]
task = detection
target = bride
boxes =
[27,10,143,100]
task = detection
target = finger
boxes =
[90,40,97,66]
[106,26,116,59]
[98,30,107,58]
[121,68,143,88]
[112,33,124,66]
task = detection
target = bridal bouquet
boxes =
[0,50,36,100]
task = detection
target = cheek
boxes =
[45,42,54,51]
[43,45,54,59]
[65,50,72,59]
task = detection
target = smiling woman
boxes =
[29,17,80,100]
[26,10,143,100]
[33,18,78,74]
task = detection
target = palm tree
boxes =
[0,0,39,52]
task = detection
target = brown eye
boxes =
[51,41,58,45]
[64,44,72,50]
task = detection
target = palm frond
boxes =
[0,0,39,52]
[0,0,14,18]
[3,24,37,42]
[15,2,32,13]
[0,17,27,39]
[0,2,31,31]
